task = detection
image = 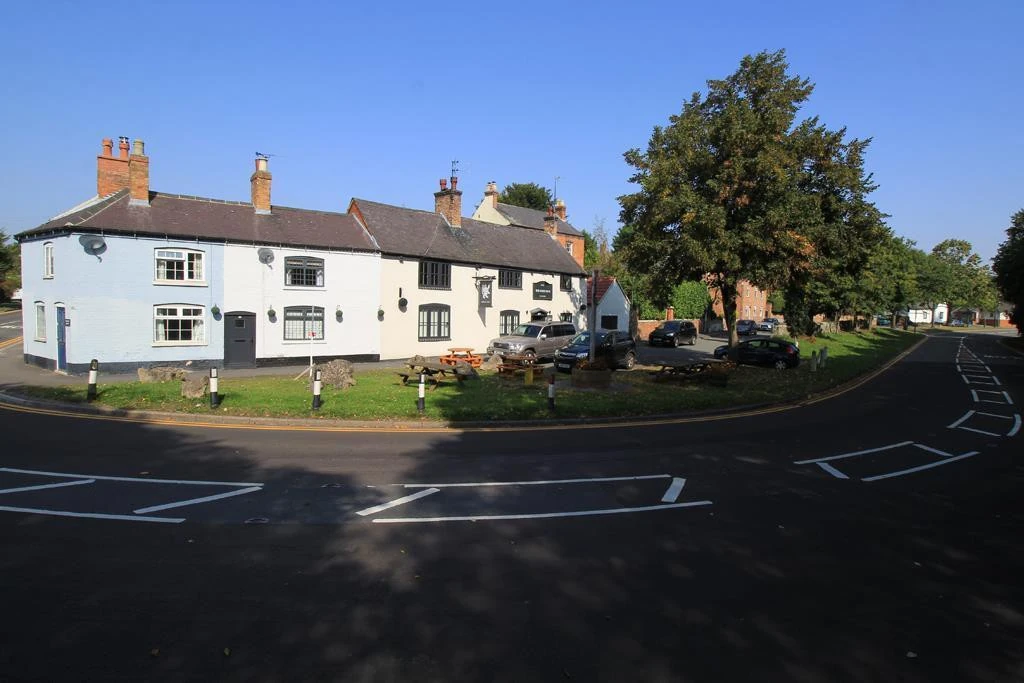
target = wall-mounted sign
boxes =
[64,319,71,327]
[478,280,493,307]
[533,281,552,301]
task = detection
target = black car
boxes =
[648,320,698,347]
[554,330,637,372]
[713,338,800,369]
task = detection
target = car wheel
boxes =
[773,359,787,370]
[672,336,679,348]
[621,351,636,370]
[522,350,537,363]
[689,336,696,346]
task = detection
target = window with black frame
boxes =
[283,306,325,340]
[284,257,324,287]
[560,274,572,291]
[498,269,522,289]
[418,260,451,289]
[499,309,520,335]
[418,304,451,341]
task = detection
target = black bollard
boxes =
[312,368,322,410]
[209,367,220,408]
[87,359,98,401]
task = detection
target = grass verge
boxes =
[14,329,921,423]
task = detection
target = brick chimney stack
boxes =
[543,205,558,237]
[97,136,130,196]
[434,176,462,227]
[484,180,499,208]
[554,198,567,222]
[128,139,149,206]
[251,156,272,214]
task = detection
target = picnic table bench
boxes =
[397,360,464,390]
[496,352,537,376]
[439,347,483,369]
[653,360,736,385]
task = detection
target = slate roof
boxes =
[351,199,585,275]
[495,202,583,237]
[19,190,378,252]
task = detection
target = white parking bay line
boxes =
[816,462,849,479]
[371,500,713,523]
[356,488,440,516]
[400,474,672,489]
[661,477,686,502]
[0,467,261,487]
[133,486,263,514]
[0,479,95,495]
[0,505,184,523]
[794,441,913,465]
[947,410,976,429]
[862,452,979,482]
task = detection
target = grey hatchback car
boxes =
[487,322,578,362]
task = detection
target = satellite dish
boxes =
[257,247,275,264]
[78,234,107,257]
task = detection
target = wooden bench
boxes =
[399,363,462,390]
[654,360,735,385]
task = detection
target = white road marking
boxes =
[947,410,975,429]
[0,467,261,487]
[971,390,1013,404]
[955,426,1001,437]
[355,488,440,516]
[0,505,184,523]
[794,441,914,465]
[816,462,849,479]
[661,477,686,502]
[400,474,671,488]
[1009,415,1022,438]
[133,486,263,514]
[370,500,714,523]
[0,479,95,495]
[913,444,958,458]
[862,452,980,482]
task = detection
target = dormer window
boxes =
[155,249,205,285]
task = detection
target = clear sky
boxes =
[2,0,1021,263]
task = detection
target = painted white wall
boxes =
[595,281,631,331]
[908,303,949,324]
[223,245,380,360]
[378,256,585,360]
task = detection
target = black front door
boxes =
[224,312,256,368]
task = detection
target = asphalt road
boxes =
[0,331,1021,682]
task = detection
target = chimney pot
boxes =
[132,139,145,156]
[118,136,130,159]
[440,178,448,190]
[98,136,130,196]
[128,138,149,205]
[101,138,113,157]
[450,176,458,191]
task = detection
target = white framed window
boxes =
[566,240,574,256]
[284,257,325,287]
[283,306,325,341]
[153,305,205,345]
[43,243,54,278]
[154,249,205,284]
[34,302,46,341]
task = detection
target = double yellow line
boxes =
[0,336,22,351]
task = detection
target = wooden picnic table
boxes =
[397,360,461,390]
[439,347,483,369]
[653,360,735,384]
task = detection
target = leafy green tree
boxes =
[859,234,919,326]
[767,290,785,315]
[618,50,886,351]
[0,231,20,303]
[498,182,553,211]
[931,239,998,317]
[670,281,711,319]
[993,209,1024,332]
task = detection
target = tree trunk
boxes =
[721,281,739,360]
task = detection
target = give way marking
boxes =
[355,473,711,524]
[0,466,263,524]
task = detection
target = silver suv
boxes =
[487,322,578,362]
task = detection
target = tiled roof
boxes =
[19,190,378,252]
[495,202,583,237]
[351,199,586,275]
[587,276,618,306]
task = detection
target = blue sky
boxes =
[2,0,1021,263]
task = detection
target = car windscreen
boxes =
[658,321,681,330]
[510,324,543,337]
[568,332,606,346]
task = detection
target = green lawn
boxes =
[16,329,921,423]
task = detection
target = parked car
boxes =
[487,321,577,362]
[757,319,775,332]
[554,330,637,372]
[648,320,698,347]
[950,319,967,327]
[735,319,758,336]
[714,338,800,369]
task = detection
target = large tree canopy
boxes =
[617,50,887,347]
[498,182,554,211]
[992,209,1024,332]
[0,231,20,303]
